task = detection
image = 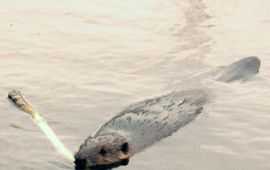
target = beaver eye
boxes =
[99,148,107,156]
[121,143,129,154]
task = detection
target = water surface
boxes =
[0,0,270,170]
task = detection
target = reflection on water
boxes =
[75,159,129,170]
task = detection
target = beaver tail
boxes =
[215,56,261,83]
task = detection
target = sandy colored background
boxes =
[0,0,269,169]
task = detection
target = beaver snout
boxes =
[74,156,87,168]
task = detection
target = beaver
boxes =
[74,56,261,169]
[75,89,207,169]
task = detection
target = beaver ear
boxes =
[121,143,129,154]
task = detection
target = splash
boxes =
[8,90,74,161]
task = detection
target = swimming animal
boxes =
[8,56,261,170]
[74,57,261,169]
[75,89,206,169]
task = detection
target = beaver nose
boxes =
[74,157,87,167]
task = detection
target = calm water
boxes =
[0,0,270,170]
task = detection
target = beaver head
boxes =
[74,133,132,169]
